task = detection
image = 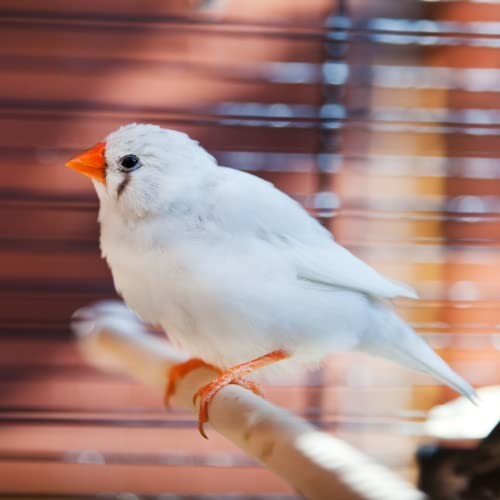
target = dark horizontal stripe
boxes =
[0,365,117,382]
[0,409,427,432]
[2,98,500,129]
[0,190,97,210]
[0,325,71,338]
[0,12,333,43]
[0,415,198,429]
[1,104,499,138]
[0,97,322,119]
[0,8,341,32]
[2,8,500,42]
[0,238,98,253]
[0,279,113,295]
[0,53,324,83]
[3,110,500,140]
[0,495,294,500]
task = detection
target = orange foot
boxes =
[164,358,220,407]
[164,358,263,408]
[193,349,289,438]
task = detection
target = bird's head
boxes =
[66,123,216,218]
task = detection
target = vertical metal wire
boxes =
[305,0,350,425]
[315,0,349,227]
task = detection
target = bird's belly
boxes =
[104,244,372,374]
[106,253,279,367]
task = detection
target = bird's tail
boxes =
[362,305,477,403]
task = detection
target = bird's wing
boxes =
[293,242,418,299]
[213,168,417,300]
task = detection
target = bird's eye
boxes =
[119,154,141,172]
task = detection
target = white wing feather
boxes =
[214,168,417,300]
[293,243,418,299]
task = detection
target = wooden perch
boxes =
[73,301,425,500]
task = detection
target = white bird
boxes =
[66,123,475,437]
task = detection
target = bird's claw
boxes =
[192,375,264,438]
[164,358,221,408]
[236,378,264,398]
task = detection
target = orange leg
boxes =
[164,358,221,407]
[193,349,289,438]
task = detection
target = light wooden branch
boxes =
[73,301,426,500]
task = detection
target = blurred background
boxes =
[0,0,500,498]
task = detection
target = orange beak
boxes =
[65,142,107,184]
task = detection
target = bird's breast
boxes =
[101,232,178,322]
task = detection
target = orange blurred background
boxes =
[0,0,499,497]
